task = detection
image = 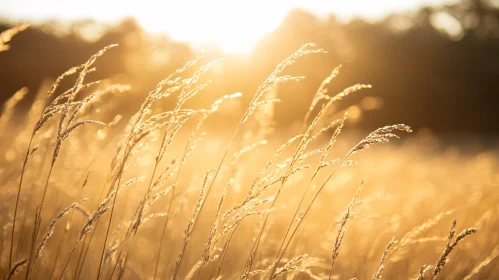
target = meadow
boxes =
[1,25,498,280]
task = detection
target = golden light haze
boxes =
[2,3,499,277]
[1,0,456,53]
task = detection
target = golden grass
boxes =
[1,25,498,279]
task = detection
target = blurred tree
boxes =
[1,1,499,137]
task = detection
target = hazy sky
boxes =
[0,0,457,52]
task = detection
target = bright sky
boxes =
[0,0,457,52]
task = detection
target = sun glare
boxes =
[1,0,455,53]
[134,1,290,54]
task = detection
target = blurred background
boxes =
[1,0,499,146]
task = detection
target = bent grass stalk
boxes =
[95,53,203,279]
[154,111,209,280]
[110,58,216,278]
[171,43,324,279]
[8,58,82,272]
[9,53,97,272]
[271,125,411,278]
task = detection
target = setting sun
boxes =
[134,1,289,53]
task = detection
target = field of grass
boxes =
[1,25,498,280]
